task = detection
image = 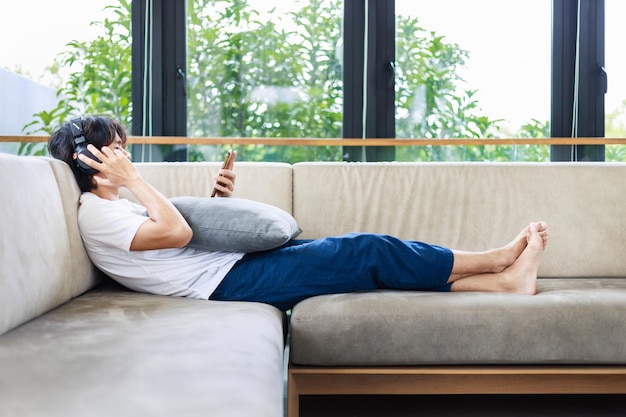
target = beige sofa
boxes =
[2,154,626,417]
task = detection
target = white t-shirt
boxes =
[78,192,245,299]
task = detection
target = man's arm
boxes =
[126,178,193,251]
[80,144,192,251]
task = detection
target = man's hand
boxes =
[213,150,237,197]
[213,168,236,197]
[79,143,139,188]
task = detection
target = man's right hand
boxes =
[80,143,139,189]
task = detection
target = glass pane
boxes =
[0,0,128,155]
[605,0,626,161]
[395,0,551,161]
[186,0,344,162]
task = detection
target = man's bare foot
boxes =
[498,222,545,295]
[489,221,548,272]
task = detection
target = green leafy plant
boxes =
[20,0,132,155]
[186,0,343,162]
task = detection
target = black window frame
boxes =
[343,0,395,162]
[132,0,187,161]
[551,0,605,161]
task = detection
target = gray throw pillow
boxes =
[169,196,301,253]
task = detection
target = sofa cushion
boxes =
[293,162,626,278]
[289,278,626,366]
[170,196,301,252]
[0,282,287,417]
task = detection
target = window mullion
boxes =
[551,0,605,161]
[131,0,187,161]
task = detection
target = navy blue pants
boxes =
[210,233,454,311]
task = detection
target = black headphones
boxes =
[70,117,101,175]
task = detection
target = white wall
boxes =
[0,68,58,153]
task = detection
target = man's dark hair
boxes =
[48,116,128,193]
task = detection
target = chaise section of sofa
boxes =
[288,162,626,417]
[0,282,287,417]
[0,154,291,417]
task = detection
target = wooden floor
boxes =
[297,394,626,417]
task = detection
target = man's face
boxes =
[90,133,132,186]
[108,134,131,159]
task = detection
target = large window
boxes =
[6,0,621,164]
[330,0,609,163]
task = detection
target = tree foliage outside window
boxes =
[21,0,132,156]
[186,0,343,162]
[394,15,551,162]
[20,0,581,163]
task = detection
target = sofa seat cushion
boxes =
[289,278,626,366]
[0,282,286,417]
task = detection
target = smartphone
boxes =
[211,150,237,197]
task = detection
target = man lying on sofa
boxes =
[47,115,549,311]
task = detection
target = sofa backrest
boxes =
[0,154,100,337]
[120,162,294,212]
[293,162,626,278]
[4,156,625,336]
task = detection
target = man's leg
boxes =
[211,223,548,310]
